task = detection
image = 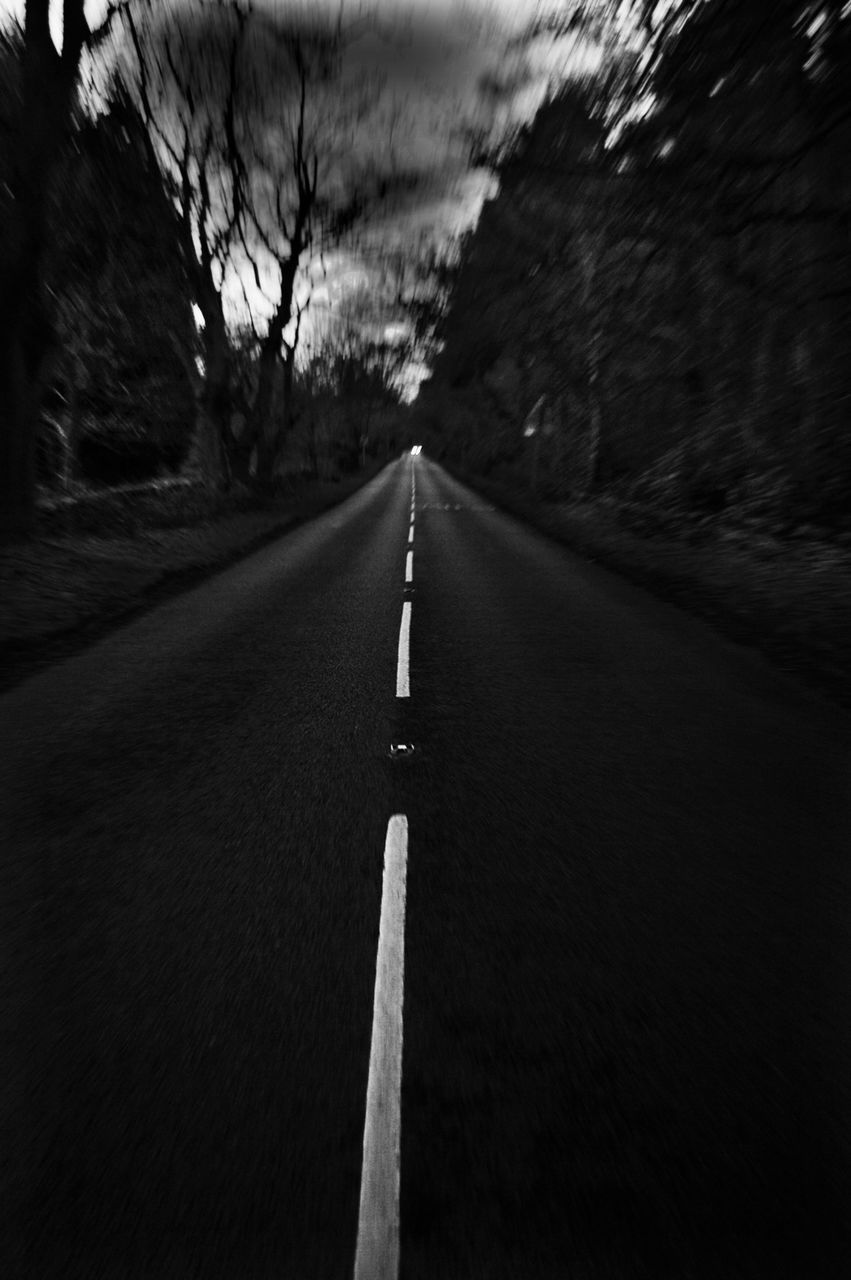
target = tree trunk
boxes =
[0,131,47,538]
[189,399,229,490]
[0,2,89,538]
[248,349,283,489]
[248,258,303,489]
[282,339,296,440]
[0,331,38,539]
[0,247,58,534]
[250,352,281,490]
[187,313,231,491]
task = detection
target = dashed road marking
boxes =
[396,602,411,698]
[405,551,413,583]
[354,815,408,1280]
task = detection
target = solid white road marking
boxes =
[354,815,408,1280]
[405,551,413,582]
[396,602,411,698]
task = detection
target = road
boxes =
[1,453,849,1278]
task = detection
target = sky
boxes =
[1,0,609,390]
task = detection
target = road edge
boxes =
[0,462,393,696]
[439,460,851,714]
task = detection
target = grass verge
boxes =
[0,462,387,695]
[446,464,851,712]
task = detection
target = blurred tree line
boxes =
[0,1,410,539]
[417,0,851,530]
[45,85,196,489]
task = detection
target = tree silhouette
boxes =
[0,0,133,537]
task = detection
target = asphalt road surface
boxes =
[2,453,849,1279]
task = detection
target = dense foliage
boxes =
[43,90,196,488]
[6,1,849,532]
[0,2,409,532]
[419,0,851,529]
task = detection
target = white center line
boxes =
[354,815,408,1280]
[405,550,413,582]
[395,602,411,698]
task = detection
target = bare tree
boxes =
[230,19,392,488]
[123,4,382,492]
[235,37,321,488]
[123,0,251,491]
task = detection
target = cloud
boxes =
[231,2,603,374]
[0,0,606,385]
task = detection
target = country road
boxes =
[2,452,849,1279]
